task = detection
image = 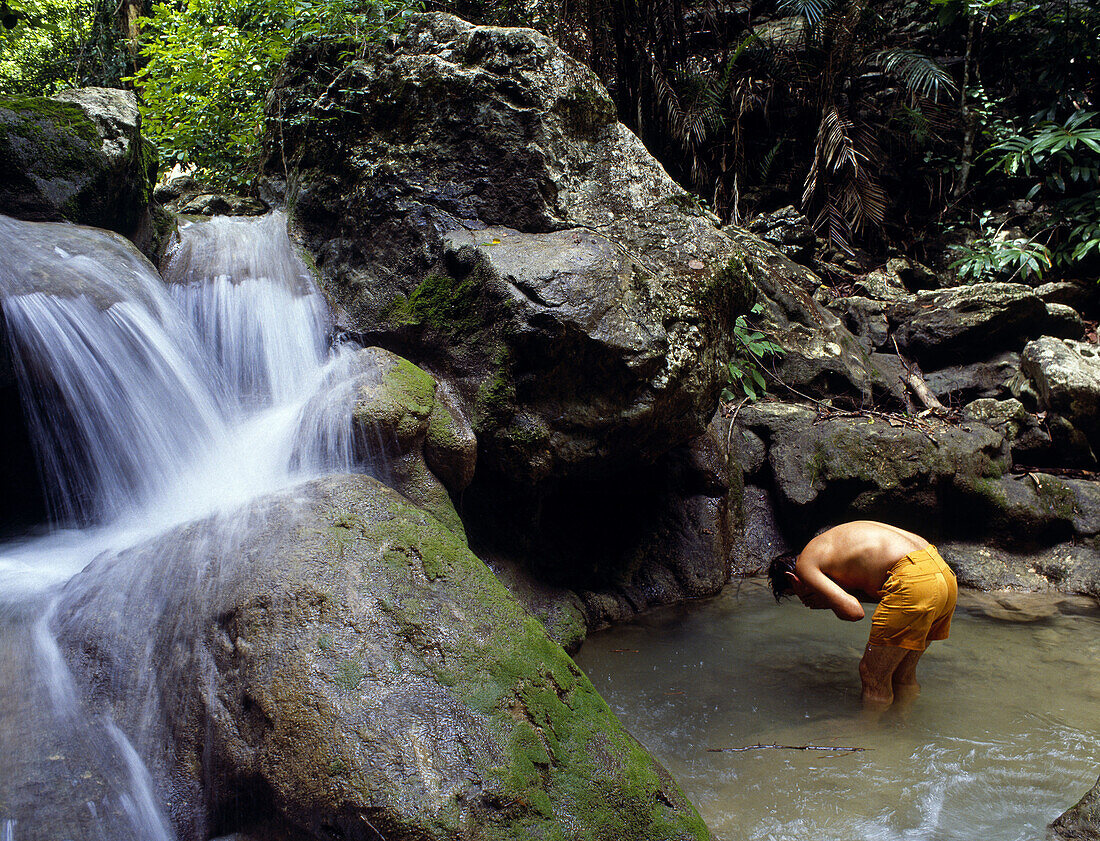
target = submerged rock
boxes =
[54,474,710,841]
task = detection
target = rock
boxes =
[851,264,914,303]
[948,470,1100,550]
[962,397,1052,464]
[339,347,475,534]
[1045,302,1086,340]
[519,434,733,634]
[942,540,1100,595]
[54,474,711,841]
[154,175,269,216]
[265,14,751,485]
[746,205,815,263]
[819,295,891,351]
[725,230,908,409]
[0,88,156,238]
[1035,280,1096,314]
[925,351,1021,405]
[886,256,941,291]
[1021,337,1100,456]
[957,589,1060,622]
[176,193,268,216]
[736,402,1010,541]
[1052,772,1100,840]
[891,283,1052,367]
[942,542,1051,590]
[729,484,791,576]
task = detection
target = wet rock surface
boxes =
[53,474,711,841]
[1053,772,1100,840]
[265,14,751,491]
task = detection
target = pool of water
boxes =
[574,580,1100,841]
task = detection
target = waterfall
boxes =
[0,210,377,841]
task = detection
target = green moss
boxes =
[1034,475,1077,520]
[426,400,462,453]
[382,356,437,418]
[350,489,710,840]
[134,137,159,205]
[977,453,1010,479]
[388,271,490,337]
[474,348,515,429]
[809,441,829,486]
[0,95,100,145]
[317,633,334,651]
[333,659,365,692]
[555,84,616,139]
[968,477,1011,514]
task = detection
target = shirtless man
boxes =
[767,520,957,709]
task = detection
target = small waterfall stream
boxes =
[0,212,374,841]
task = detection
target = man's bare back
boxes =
[800,521,929,600]
[768,520,956,710]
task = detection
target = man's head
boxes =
[767,553,798,602]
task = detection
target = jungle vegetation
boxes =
[1,0,1097,282]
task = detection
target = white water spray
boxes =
[0,211,377,841]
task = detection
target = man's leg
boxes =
[858,643,910,709]
[892,649,923,691]
[891,649,924,711]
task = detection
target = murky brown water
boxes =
[575,581,1100,841]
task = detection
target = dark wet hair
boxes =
[767,553,798,602]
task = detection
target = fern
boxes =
[871,48,956,103]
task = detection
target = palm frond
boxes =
[871,48,956,103]
[777,0,837,28]
[803,107,887,249]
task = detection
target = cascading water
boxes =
[0,211,378,841]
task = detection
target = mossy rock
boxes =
[53,474,711,841]
[0,88,156,236]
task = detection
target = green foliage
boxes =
[0,0,129,94]
[721,303,784,402]
[953,110,1100,281]
[948,211,1053,282]
[131,0,416,189]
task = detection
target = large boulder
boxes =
[264,14,751,485]
[0,88,157,239]
[53,474,711,841]
[1021,337,1100,458]
[889,283,1057,368]
[735,402,1004,538]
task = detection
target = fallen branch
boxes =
[893,337,945,413]
[706,743,868,753]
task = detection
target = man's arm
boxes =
[796,565,865,621]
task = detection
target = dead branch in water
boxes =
[707,743,868,753]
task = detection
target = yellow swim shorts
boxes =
[869,545,957,651]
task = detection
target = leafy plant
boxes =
[721,303,785,402]
[0,0,129,94]
[959,110,1100,279]
[130,0,416,190]
[948,212,1053,281]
